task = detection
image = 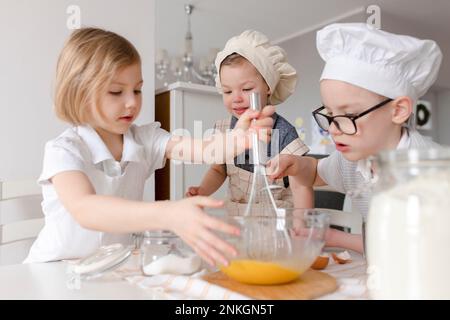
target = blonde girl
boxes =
[25,28,274,266]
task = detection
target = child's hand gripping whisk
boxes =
[243,92,292,260]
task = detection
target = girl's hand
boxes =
[185,186,203,197]
[266,154,301,180]
[234,105,275,145]
[165,196,240,267]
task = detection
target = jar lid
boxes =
[71,243,132,279]
[376,147,450,166]
[143,230,178,238]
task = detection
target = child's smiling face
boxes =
[320,79,403,161]
[88,63,143,136]
[220,59,270,118]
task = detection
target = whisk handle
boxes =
[250,92,262,111]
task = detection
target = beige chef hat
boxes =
[215,30,297,105]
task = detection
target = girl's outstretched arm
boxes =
[165,106,275,164]
[52,171,239,266]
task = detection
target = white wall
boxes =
[437,90,450,146]
[380,11,450,92]
[0,0,156,199]
[415,91,438,142]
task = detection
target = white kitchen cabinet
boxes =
[155,82,229,201]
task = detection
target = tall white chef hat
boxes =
[317,23,443,102]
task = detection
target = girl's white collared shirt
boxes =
[24,123,171,263]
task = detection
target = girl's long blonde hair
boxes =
[54,28,141,125]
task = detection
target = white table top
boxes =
[0,251,367,300]
[318,250,368,300]
[0,261,164,300]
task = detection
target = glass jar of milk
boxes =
[367,148,450,299]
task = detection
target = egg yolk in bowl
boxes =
[220,260,305,285]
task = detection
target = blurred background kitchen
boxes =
[152,0,450,202]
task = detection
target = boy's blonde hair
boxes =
[220,53,248,69]
[220,53,268,87]
[54,28,141,125]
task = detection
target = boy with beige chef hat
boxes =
[186,30,314,214]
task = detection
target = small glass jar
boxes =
[140,230,202,276]
[367,147,450,299]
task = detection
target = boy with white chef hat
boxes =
[268,23,443,253]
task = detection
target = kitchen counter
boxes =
[0,261,164,300]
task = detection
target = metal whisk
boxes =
[243,92,292,260]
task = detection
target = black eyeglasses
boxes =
[312,98,393,135]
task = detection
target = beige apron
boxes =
[214,118,309,216]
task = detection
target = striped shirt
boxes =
[317,129,441,219]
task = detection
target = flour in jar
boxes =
[367,169,450,299]
[142,254,202,276]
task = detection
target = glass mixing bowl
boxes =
[214,208,330,285]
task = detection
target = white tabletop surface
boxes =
[0,251,367,300]
[0,261,163,300]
